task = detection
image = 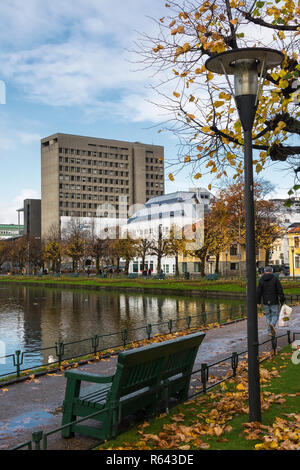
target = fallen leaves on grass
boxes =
[249,414,300,450]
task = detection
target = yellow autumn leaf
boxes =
[187,113,195,120]
[194,173,202,179]
[213,100,225,108]
[182,42,191,52]
[184,155,191,162]
[173,91,180,98]
[207,71,214,81]
[236,383,246,391]
[201,126,211,133]
[219,92,231,100]
[168,173,174,181]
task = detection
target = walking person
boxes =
[256,265,285,336]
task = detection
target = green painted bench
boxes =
[128,273,138,279]
[61,331,205,441]
[153,273,166,280]
[204,274,219,281]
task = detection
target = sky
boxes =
[0,0,297,224]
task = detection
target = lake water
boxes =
[0,284,246,377]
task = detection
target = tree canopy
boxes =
[136,0,300,195]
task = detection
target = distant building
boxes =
[125,188,212,274]
[16,199,41,239]
[24,199,41,238]
[41,133,164,238]
[0,224,23,240]
[287,223,300,277]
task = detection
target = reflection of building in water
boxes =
[22,286,42,351]
[4,286,248,370]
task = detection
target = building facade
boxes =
[41,133,164,237]
[0,224,23,240]
[125,189,212,274]
[23,199,41,238]
[287,224,300,277]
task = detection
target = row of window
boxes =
[59,201,126,210]
[59,191,128,200]
[59,172,129,181]
[146,174,163,180]
[59,148,129,158]
[58,163,128,172]
[146,157,163,164]
[146,165,164,172]
[59,182,129,191]
[146,190,164,196]
[59,157,128,165]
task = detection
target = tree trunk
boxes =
[175,254,179,277]
[265,248,270,266]
[125,258,130,275]
[200,253,206,277]
[141,254,146,272]
[215,253,220,274]
[157,254,162,274]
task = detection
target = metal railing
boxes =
[0,305,247,381]
[9,329,298,451]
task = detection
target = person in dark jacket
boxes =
[256,265,285,336]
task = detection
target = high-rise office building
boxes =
[41,133,164,237]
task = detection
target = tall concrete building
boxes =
[41,133,164,237]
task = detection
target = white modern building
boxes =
[124,188,213,274]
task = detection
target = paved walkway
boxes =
[1,308,299,450]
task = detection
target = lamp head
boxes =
[205,48,284,131]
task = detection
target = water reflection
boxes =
[0,285,245,377]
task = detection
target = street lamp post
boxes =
[205,48,283,422]
[291,246,295,280]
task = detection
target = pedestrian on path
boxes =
[256,265,285,336]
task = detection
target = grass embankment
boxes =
[99,346,300,451]
[1,275,300,295]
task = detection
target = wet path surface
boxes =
[1,309,299,450]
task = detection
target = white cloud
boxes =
[0,189,40,224]
[0,0,167,122]
[18,132,41,144]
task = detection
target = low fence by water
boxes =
[0,305,246,381]
[10,330,300,450]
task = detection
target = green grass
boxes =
[1,274,300,297]
[98,346,300,451]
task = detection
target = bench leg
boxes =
[61,379,81,438]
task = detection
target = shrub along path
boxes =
[0,308,299,450]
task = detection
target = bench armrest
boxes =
[64,370,114,384]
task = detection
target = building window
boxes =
[294,236,299,248]
[295,256,300,269]
[194,262,200,272]
[133,263,139,273]
[230,263,238,270]
[230,245,238,256]
[182,262,187,273]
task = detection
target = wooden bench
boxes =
[128,273,138,279]
[204,274,219,281]
[61,331,205,441]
